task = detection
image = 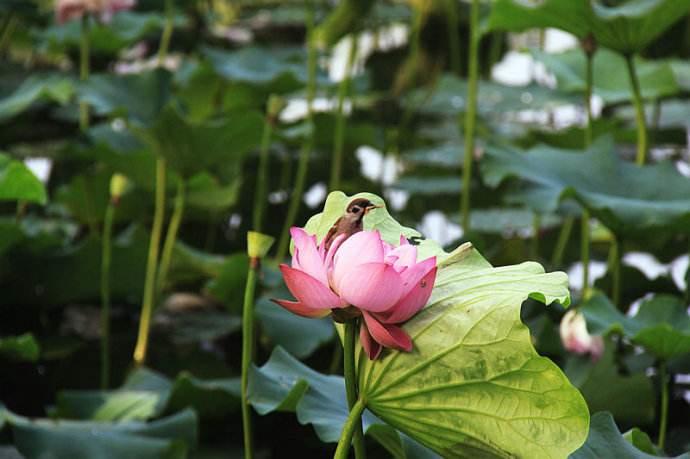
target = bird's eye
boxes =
[351,206,361,213]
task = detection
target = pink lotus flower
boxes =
[559,309,604,361]
[273,227,437,359]
[56,0,135,24]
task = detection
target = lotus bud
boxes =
[560,309,604,361]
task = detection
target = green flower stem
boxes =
[609,236,621,308]
[157,177,185,294]
[133,158,166,366]
[0,13,17,55]
[100,201,116,389]
[580,41,594,300]
[343,321,366,459]
[253,117,274,232]
[157,0,174,66]
[79,15,90,131]
[444,0,460,75]
[551,216,574,267]
[658,360,669,450]
[530,213,541,260]
[584,49,594,147]
[334,398,366,459]
[581,210,591,299]
[276,1,317,262]
[241,258,260,459]
[460,0,479,232]
[329,34,358,192]
[624,54,647,166]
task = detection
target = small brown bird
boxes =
[323,198,380,251]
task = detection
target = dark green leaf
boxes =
[0,153,47,204]
[0,75,74,122]
[255,295,334,359]
[482,137,690,236]
[570,412,687,459]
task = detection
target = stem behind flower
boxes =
[241,261,259,459]
[79,15,90,131]
[343,321,366,459]
[100,201,115,389]
[460,0,479,232]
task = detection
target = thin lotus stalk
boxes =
[530,213,541,260]
[241,264,258,459]
[133,159,166,366]
[241,232,274,459]
[334,397,367,459]
[79,15,90,131]
[329,35,358,192]
[275,0,317,262]
[551,217,574,267]
[157,177,185,295]
[581,211,591,298]
[581,39,595,299]
[100,200,115,389]
[253,114,274,232]
[460,0,479,232]
[157,0,174,66]
[253,94,283,233]
[658,360,669,450]
[609,236,621,308]
[624,54,648,166]
[444,0,460,75]
[0,13,17,55]
[343,321,366,459]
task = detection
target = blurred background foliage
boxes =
[1,0,690,457]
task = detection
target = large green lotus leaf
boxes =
[411,74,578,118]
[0,333,40,362]
[79,70,172,125]
[185,172,241,211]
[357,243,587,458]
[57,367,241,422]
[615,99,690,129]
[532,49,679,104]
[391,176,462,196]
[255,294,335,359]
[0,404,196,459]
[581,294,690,360]
[565,344,655,425]
[0,75,74,122]
[487,0,690,54]
[570,412,689,458]
[140,106,263,178]
[303,191,445,261]
[248,346,438,459]
[0,153,47,204]
[38,12,168,54]
[203,46,330,92]
[481,137,690,236]
[401,143,463,168]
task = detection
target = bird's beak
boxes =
[364,204,383,214]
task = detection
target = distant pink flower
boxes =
[56,0,135,24]
[273,227,437,359]
[560,309,604,361]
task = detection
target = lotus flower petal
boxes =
[332,231,384,292]
[290,227,328,286]
[279,264,344,310]
[271,299,330,318]
[362,312,412,352]
[360,324,382,360]
[377,265,437,324]
[335,262,404,312]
